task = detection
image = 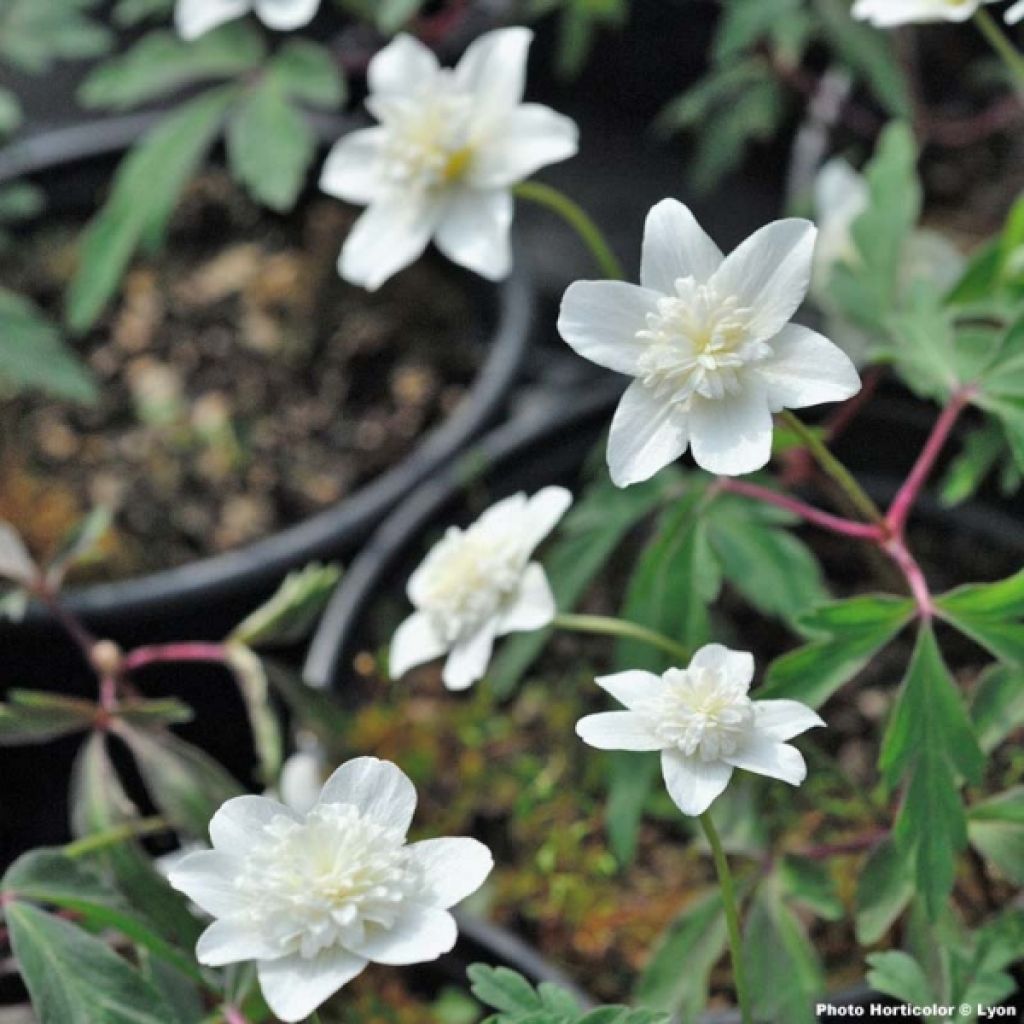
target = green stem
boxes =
[64,816,170,858]
[513,180,625,281]
[974,9,1024,90]
[552,613,690,662]
[780,411,884,526]
[700,811,753,1024]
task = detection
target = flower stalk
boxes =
[121,642,231,675]
[552,612,691,662]
[973,9,1024,90]
[699,810,753,1024]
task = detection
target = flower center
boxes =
[635,667,754,760]
[635,276,769,404]
[235,804,419,959]
[415,526,526,642]
[375,77,478,193]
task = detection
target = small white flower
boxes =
[390,488,571,691]
[168,757,493,1023]
[852,0,999,25]
[175,0,320,41]
[1008,0,1024,23]
[320,28,578,290]
[576,644,824,817]
[559,200,861,483]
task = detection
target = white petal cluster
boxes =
[175,0,320,40]
[852,0,1005,25]
[168,757,492,1022]
[321,29,578,290]
[391,488,571,691]
[559,200,861,483]
[576,644,824,817]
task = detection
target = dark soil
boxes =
[0,172,480,581]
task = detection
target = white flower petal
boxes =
[435,189,513,281]
[723,734,807,786]
[442,623,496,691]
[753,700,825,741]
[455,27,532,124]
[607,380,690,487]
[175,0,249,39]
[256,0,320,29]
[576,711,664,751]
[278,751,322,814]
[469,104,579,187]
[495,562,556,634]
[759,324,861,411]
[368,34,440,96]
[688,385,773,476]
[1008,0,1024,23]
[350,904,458,965]
[166,850,244,917]
[405,838,494,908]
[710,219,816,341]
[641,199,723,292]
[522,486,573,550]
[318,756,417,834]
[340,200,438,291]
[558,281,660,375]
[208,795,303,857]
[258,949,368,1023]
[852,0,986,24]
[689,644,755,688]
[660,749,733,817]
[390,611,449,680]
[196,917,279,967]
[594,670,661,709]
[319,128,388,205]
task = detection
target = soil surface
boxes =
[0,172,481,581]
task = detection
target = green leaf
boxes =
[744,875,824,1024]
[0,286,97,402]
[761,595,914,707]
[778,855,844,921]
[970,663,1024,753]
[0,690,96,746]
[268,39,346,109]
[113,0,174,26]
[940,422,1010,507]
[968,787,1024,884]
[0,181,45,223]
[0,86,22,137]
[488,474,673,697]
[46,506,112,587]
[116,698,195,728]
[0,0,112,74]
[469,965,547,1015]
[67,85,241,334]
[936,568,1024,665]
[713,0,803,61]
[230,562,342,648]
[865,951,934,1007]
[227,78,316,213]
[224,645,283,786]
[855,837,915,945]
[5,902,178,1023]
[78,24,265,111]
[634,888,727,1018]
[880,627,983,918]
[114,723,242,838]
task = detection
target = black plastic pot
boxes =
[302,384,1024,1022]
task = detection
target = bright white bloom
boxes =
[852,0,1000,25]
[1008,1,1024,23]
[168,757,493,1023]
[175,0,320,39]
[390,488,571,691]
[576,644,824,817]
[320,28,578,290]
[559,200,860,483]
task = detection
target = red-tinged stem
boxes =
[718,478,886,541]
[30,582,99,668]
[886,387,976,538]
[122,642,230,675]
[223,1007,250,1024]
[883,537,934,620]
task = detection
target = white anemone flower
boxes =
[558,200,861,483]
[1008,1,1024,23]
[168,757,493,1023]
[390,487,571,691]
[852,0,1000,25]
[576,644,824,817]
[175,0,320,40]
[320,28,578,290]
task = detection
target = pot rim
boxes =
[0,113,534,628]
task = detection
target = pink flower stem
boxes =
[886,387,976,538]
[883,536,935,620]
[223,1006,250,1024]
[717,478,886,541]
[121,642,231,676]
